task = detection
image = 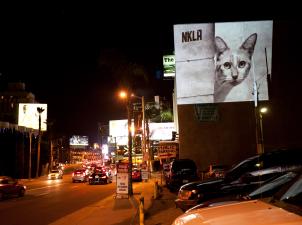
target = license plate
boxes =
[183,179,188,183]
[95,175,99,178]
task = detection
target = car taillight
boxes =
[72,173,74,176]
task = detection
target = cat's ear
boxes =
[240,33,257,56]
[215,36,229,54]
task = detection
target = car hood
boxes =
[172,200,302,225]
[180,178,224,190]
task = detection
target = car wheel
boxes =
[18,189,25,197]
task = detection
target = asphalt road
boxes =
[0,174,116,225]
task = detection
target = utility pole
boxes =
[28,129,32,179]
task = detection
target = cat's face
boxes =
[215,33,257,86]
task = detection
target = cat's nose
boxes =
[232,75,238,80]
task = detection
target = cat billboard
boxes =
[18,103,48,131]
[174,21,273,104]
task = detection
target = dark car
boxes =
[175,148,302,211]
[88,168,113,185]
[172,168,302,225]
[0,176,26,200]
[165,159,199,191]
[186,169,302,212]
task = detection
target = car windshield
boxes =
[270,173,302,208]
[224,155,261,181]
[172,160,196,171]
[248,171,298,198]
[51,170,59,173]
[279,175,302,205]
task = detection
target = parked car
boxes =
[186,169,301,212]
[132,167,142,181]
[72,169,88,182]
[0,176,26,200]
[164,159,199,191]
[175,148,302,211]
[88,167,113,184]
[172,168,302,225]
[48,169,63,180]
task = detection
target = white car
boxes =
[48,170,63,180]
[172,171,302,225]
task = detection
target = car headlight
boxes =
[178,189,199,200]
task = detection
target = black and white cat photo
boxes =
[214,33,257,102]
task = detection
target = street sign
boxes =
[158,143,178,159]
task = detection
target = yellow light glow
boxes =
[119,91,127,99]
[260,107,268,114]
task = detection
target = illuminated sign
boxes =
[69,135,89,146]
[109,119,135,146]
[174,21,273,104]
[149,122,175,140]
[18,103,48,131]
[163,55,175,77]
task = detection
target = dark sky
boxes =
[0,4,299,143]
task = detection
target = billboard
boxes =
[69,135,89,146]
[109,119,134,146]
[149,122,175,140]
[109,120,175,143]
[163,55,175,78]
[174,21,273,104]
[18,103,48,131]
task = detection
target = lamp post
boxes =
[36,107,45,178]
[259,107,268,154]
[119,91,133,196]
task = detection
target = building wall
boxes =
[176,21,302,172]
[178,102,257,171]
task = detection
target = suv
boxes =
[165,159,198,191]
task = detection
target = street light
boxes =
[119,90,133,196]
[36,107,45,178]
[259,107,268,154]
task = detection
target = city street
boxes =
[0,174,116,225]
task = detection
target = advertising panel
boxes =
[18,103,48,131]
[174,21,273,104]
[109,119,134,146]
[149,122,175,140]
[116,163,129,196]
[163,55,175,78]
[69,135,89,146]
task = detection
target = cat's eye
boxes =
[223,62,231,69]
[239,61,246,68]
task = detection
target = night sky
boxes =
[0,4,299,143]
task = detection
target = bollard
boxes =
[154,181,158,200]
[139,196,144,225]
